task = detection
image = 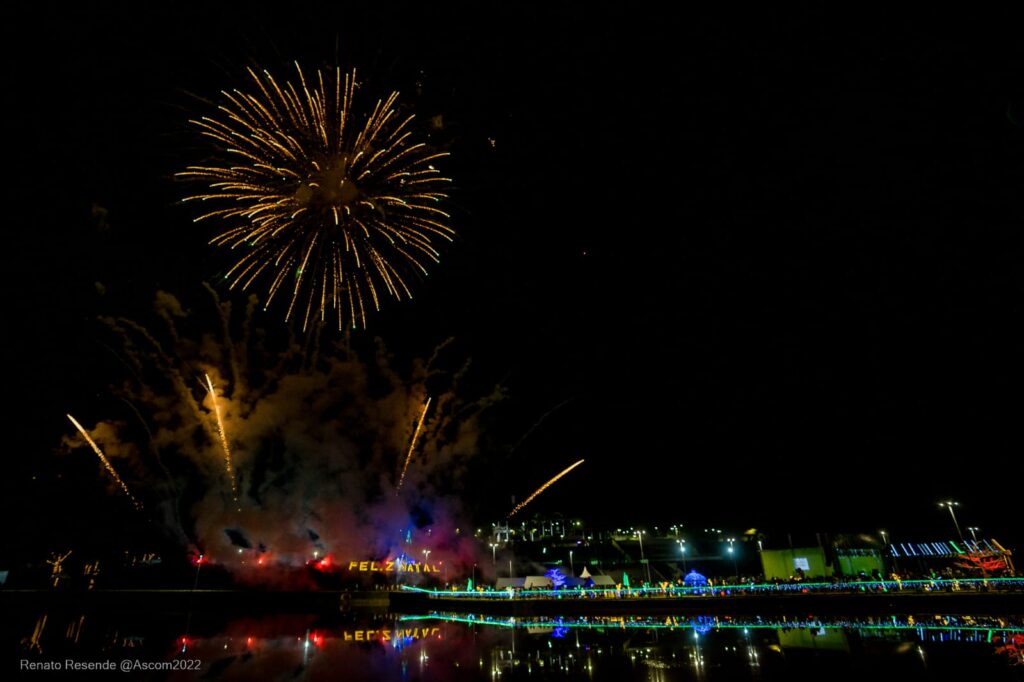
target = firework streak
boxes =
[397,397,431,491]
[67,415,141,509]
[508,459,584,518]
[178,64,453,330]
[204,374,239,508]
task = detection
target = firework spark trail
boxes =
[396,396,431,491]
[203,373,240,509]
[508,459,585,518]
[178,64,453,331]
[67,415,141,509]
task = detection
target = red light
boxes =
[257,556,265,566]
[246,636,254,647]
[320,556,331,567]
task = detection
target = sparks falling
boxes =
[508,459,585,518]
[66,415,141,509]
[178,63,453,331]
[204,373,239,508]
[397,396,431,491]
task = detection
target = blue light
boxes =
[545,567,568,589]
[683,570,708,588]
[552,618,568,639]
[691,616,714,635]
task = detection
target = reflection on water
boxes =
[8,608,1023,680]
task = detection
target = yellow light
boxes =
[67,415,141,509]
[397,396,431,491]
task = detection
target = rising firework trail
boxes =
[66,415,141,509]
[508,459,585,518]
[178,64,453,330]
[203,373,239,509]
[396,396,431,491]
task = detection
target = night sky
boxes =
[3,5,1022,553]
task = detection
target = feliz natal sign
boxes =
[348,560,442,573]
[341,627,440,642]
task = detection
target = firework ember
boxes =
[203,373,239,510]
[508,459,584,518]
[396,396,431,491]
[66,414,142,509]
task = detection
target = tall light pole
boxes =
[636,530,651,585]
[490,543,497,566]
[726,538,737,578]
[939,501,963,541]
[967,527,980,544]
[678,539,687,574]
[569,550,575,577]
[422,548,431,568]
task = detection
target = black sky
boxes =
[2,5,1022,550]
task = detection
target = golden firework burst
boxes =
[179,63,452,330]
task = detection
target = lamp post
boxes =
[569,550,575,577]
[939,501,964,541]
[967,527,980,544]
[636,530,651,585]
[678,539,687,574]
[726,538,737,578]
[422,549,431,568]
[490,543,497,566]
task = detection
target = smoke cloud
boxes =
[63,287,504,585]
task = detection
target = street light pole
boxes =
[727,538,737,577]
[967,527,980,544]
[678,540,687,574]
[490,543,497,566]
[636,531,651,585]
[569,550,574,577]
[939,501,964,541]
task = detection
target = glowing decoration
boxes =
[396,396,431,491]
[684,570,708,587]
[955,552,1010,574]
[24,615,47,653]
[401,576,1024,599]
[545,568,567,589]
[400,612,1024,638]
[691,616,714,635]
[203,374,239,508]
[178,64,453,330]
[508,459,585,518]
[66,415,141,509]
[45,551,73,589]
[551,618,569,638]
